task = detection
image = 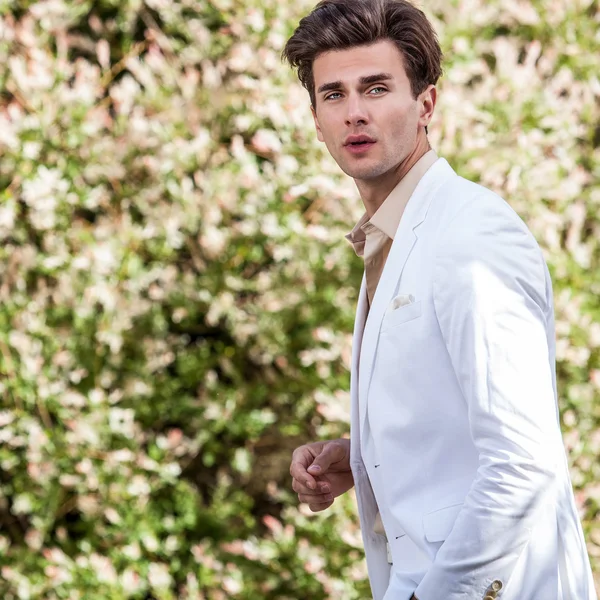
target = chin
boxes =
[342,164,387,180]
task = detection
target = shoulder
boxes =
[431,175,548,306]
[432,174,531,241]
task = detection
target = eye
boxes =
[368,86,387,95]
[324,92,342,101]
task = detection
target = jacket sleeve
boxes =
[414,196,561,600]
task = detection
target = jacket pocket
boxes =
[422,502,463,543]
[380,300,422,332]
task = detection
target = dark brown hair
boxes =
[282,0,443,107]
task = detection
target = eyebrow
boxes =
[316,72,394,94]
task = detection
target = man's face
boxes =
[311,40,431,182]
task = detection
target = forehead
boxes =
[313,39,408,86]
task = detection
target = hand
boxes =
[290,438,354,512]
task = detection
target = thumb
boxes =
[307,441,344,475]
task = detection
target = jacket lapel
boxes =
[350,273,368,465]
[358,159,455,434]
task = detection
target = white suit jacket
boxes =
[349,158,596,600]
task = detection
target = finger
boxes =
[298,492,334,504]
[292,478,330,494]
[308,499,334,512]
[306,441,346,476]
[290,449,316,487]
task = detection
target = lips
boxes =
[344,134,376,146]
[345,142,375,155]
[344,135,376,155]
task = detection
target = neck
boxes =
[356,131,431,218]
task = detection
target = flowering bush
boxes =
[0,0,598,598]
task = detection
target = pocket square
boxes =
[389,294,415,310]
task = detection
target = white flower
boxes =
[228,43,255,72]
[21,166,69,230]
[86,283,117,312]
[165,535,179,553]
[246,9,265,32]
[12,494,33,515]
[163,462,181,478]
[22,142,41,159]
[75,458,93,475]
[121,568,141,593]
[148,563,172,590]
[71,255,91,270]
[0,411,14,427]
[261,213,285,238]
[122,543,141,560]
[92,243,118,275]
[89,553,117,584]
[108,408,135,438]
[109,74,140,116]
[0,115,19,149]
[84,186,108,210]
[201,59,222,88]
[105,508,121,524]
[27,421,47,452]
[0,201,16,239]
[164,215,184,249]
[77,495,100,516]
[42,255,66,269]
[59,474,79,487]
[251,129,282,154]
[68,420,99,445]
[62,391,86,407]
[24,529,43,551]
[89,388,105,405]
[96,39,110,69]
[111,448,134,463]
[222,575,243,594]
[127,476,151,497]
[200,226,226,258]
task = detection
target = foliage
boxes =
[0,0,598,597]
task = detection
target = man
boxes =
[283,1,596,599]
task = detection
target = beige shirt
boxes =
[345,150,438,537]
[346,150,439,307]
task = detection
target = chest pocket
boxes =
[380,300,422,333]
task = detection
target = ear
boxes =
[311,105,325,142]
[418,85,437,129]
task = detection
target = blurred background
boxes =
[0,0,598,598]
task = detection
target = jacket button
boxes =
[491,580,503,592]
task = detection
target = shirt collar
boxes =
[345,150,438,256]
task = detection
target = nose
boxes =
[345,93,369,127]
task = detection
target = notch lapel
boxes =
[357,159,454,435]
[350,273,368,465]
[358,226,417,436]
